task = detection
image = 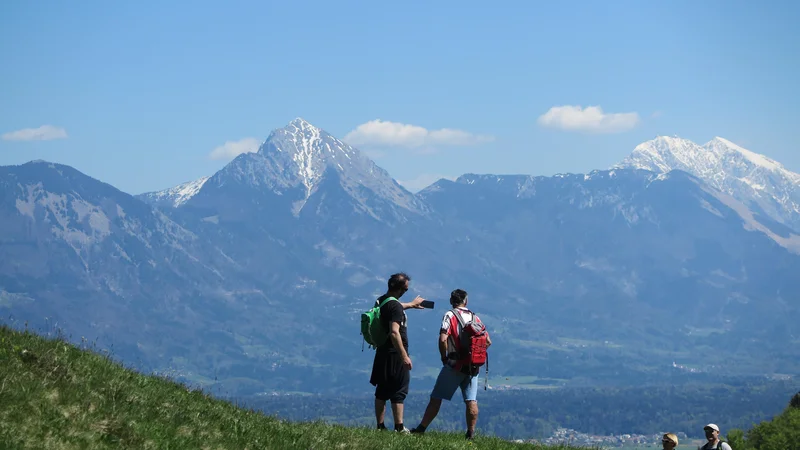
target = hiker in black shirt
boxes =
[370,272,425,433]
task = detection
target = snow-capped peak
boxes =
[617,135,800,231]
[289,117,314,130]
[258,118,363,198]
[623,135,797,181]
[627,136,699,173]
[140,176,210,207]
[209,118,426,218]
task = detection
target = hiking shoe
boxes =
[396,427,411,434]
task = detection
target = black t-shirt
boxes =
[376,295,408,352]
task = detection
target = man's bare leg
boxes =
[375,398,386,428]
[391,402,405,430]
[419,398,443,428]
[466,400,479,438]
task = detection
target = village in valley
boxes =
[516,428,693,449]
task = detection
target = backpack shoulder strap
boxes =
[454,307,474,325]
[376,296,397,308]
[452,308,466,328]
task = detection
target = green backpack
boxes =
[360,297,398,349]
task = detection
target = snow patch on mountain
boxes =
[141,176,210,207]
[710,137,780,171]
[286,118,322,196]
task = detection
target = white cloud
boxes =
[2,125,68,141]
[344,120,493,152]
[208,137,262,160]
[537,105,640,133]
[397,174,457,193]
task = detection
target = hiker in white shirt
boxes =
[411,289,491,440]
[701,424,733,450]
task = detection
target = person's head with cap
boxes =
[662,433,679,449]
[704,423,721,443]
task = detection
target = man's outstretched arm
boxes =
[401,295,425,310]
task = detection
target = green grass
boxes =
[0,325,591,449]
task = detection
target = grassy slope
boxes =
[0,325,589,450]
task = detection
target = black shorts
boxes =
[370,349,410,404]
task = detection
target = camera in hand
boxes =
[421,300,435,309]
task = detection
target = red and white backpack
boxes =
[448,308,489,374]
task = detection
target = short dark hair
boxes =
[450,289,468,307]
[388,273,410,291]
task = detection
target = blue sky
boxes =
[1,0,798,193]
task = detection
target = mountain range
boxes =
[2,118,799,395]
